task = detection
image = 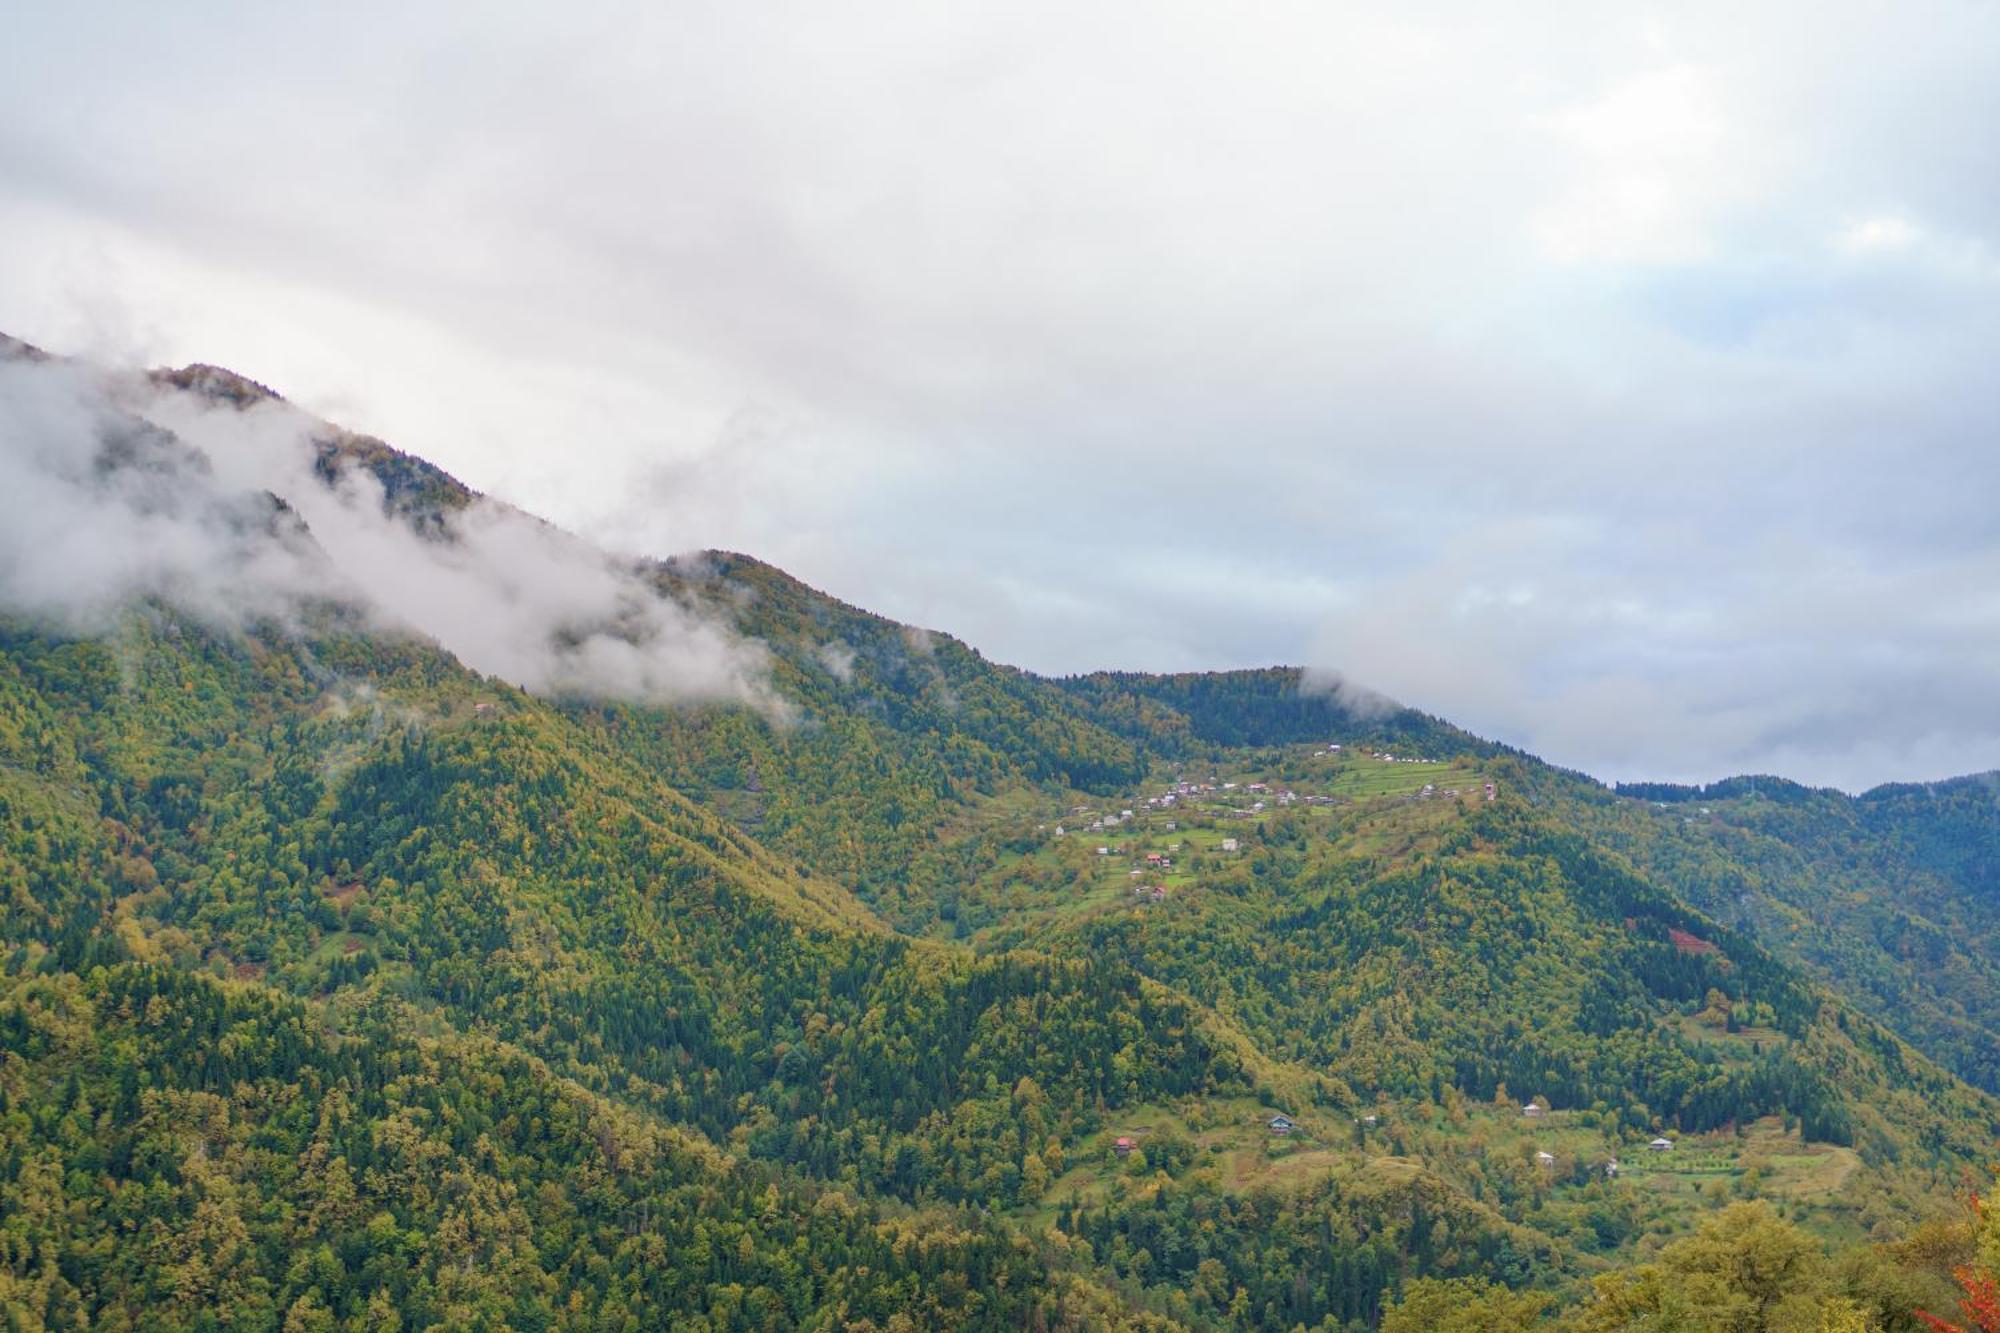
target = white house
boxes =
[1648,1137,1674,1153]
[1221,838,1239,852]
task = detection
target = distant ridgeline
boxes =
[1613,775,1837,805]
[1052,666,1512,758]
[4,335,2000,1330]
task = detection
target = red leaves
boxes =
[1918,1266,2000,1332]
[1918,1195,1996,1332]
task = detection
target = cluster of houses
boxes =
[1534,1143,1666,1176]
[1053,810,1138,838]
[1520,1096,1664,1176]
[1129,769,1364,824]
[1523,1101,1672,1177]
[1533,1150,1643,1175]
[1077,807,1137,834]
[1056,818,1196,904]
[1147,782,1211,808]
[1109,1104,1672,1179]
[1117,1113,1303,1151]
[1415,780,1499,803]
[1052,753,1493,903]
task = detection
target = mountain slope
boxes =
[1571,774,2000,1094]
[5,337,2000,1328]
[1053,666,1503,760]
[0,961,1172,1331]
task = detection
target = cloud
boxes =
[1298,669,1401,723]
[0,351,778,712]
[1530,62,1730,265]
[1832,216,1922,257]
[2,2,1998,786]
[1305,520,2000,792]
[0,357,331,627]
[815,640,857,683]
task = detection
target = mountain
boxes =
[1571,773,2000,1095]
[2,336,1996,1329]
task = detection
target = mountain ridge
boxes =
[3,337,1997,1328]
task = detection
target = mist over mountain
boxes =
[0,340,778,711]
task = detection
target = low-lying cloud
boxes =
[815,640,857,683]
[1298,668,1401,723]
[0,358,331,627]
[0,353,778,712]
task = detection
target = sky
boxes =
[2,1,1998,790]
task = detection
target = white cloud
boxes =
[0,358,330,627]
[1530,63,1730,265]
[2,2,1998,786]
[815,640,857,683]
[0,354,780,713]
[1833,215,1922,256]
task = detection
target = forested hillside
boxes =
[4,340,1999,1330]
[0,963,1158,1330]
[1572,774,2000,1096]
[1052,667,1494,759]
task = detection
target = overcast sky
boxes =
[3,2,1998,790]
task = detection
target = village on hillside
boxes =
[943,739,1863,1228]
[1049,1090,1852,1253]
[1026,743,1496,909]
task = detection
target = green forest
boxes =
[4,363,2000,1330]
